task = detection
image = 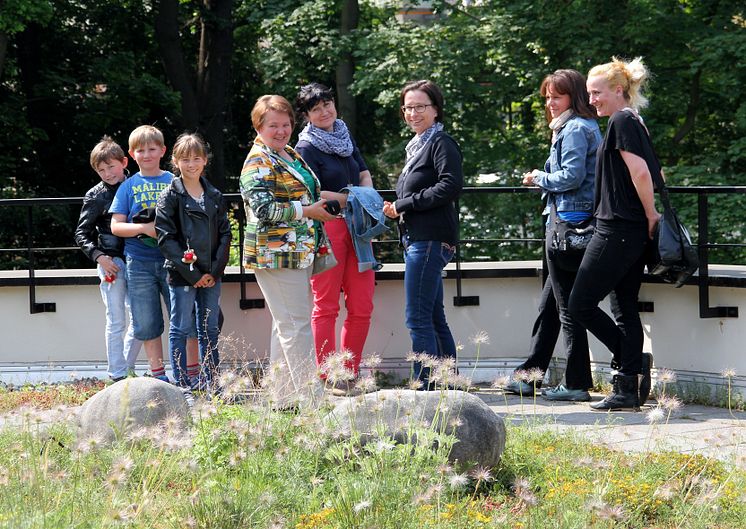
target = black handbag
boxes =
[647,178,699,287]
[549,203,594,254]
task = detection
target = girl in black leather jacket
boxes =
[155,133,231,391]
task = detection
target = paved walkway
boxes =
[2,389,745,465]
[479,391,746,464]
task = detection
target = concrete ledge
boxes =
[3,262,745,287]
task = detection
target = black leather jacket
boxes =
[155,176,232,286]
[75,180,125,262]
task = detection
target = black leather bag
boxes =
[647,183,698,287]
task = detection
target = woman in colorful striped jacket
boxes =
[240,95,336,410]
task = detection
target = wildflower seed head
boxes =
[405,351,418,363]
[469,330,490,345]
[362,354,382,369]
[353,500,372,513]
[513,369,529,382]
[657,368,677,384]
[646,406,665,424]
[407,379,424,390]
[721,368,737,378]
[355,376,377,393]
[447,473,469,489]
[526,367,544,383]
[492,375,510,389]
[658,394,683,412]
[470,466,494,483]
[111,456,134,474]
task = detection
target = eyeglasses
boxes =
[400,104,433,114]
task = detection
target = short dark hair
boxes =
[539,69,597,121]
[399,80,444,122]
[295,83,335,116]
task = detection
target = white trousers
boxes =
[254,266,323,408]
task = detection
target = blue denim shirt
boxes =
[343,185,389,272]
[533,116,601,216]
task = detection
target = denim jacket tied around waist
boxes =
[342,185,389,272]
[532,115,601,216]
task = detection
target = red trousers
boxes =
[310,218,375,375]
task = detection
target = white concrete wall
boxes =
[1,265,745,390]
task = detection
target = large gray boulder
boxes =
[78,377,190,443]
[326,389,506,468]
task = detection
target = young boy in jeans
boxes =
[110,125,179,381]
[75,136,142,382]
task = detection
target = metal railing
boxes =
[2,186,746,318]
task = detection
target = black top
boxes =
[394,131,463,246]
[295,138,368,192]
[594,110,661,224]
[155,176,232,287]
[75,180,125,262]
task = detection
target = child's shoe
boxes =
[145,372,171,384]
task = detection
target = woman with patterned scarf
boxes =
[383,80,463,389]
[295,83,376,396]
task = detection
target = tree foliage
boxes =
[1,0,745,268]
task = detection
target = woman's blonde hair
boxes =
[588,56,650,110]
[171,133,209,175]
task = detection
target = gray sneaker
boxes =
[542,384,591,402]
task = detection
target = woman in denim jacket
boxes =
[506,69,601,402]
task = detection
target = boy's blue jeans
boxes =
[403,239,457,385]
[98,257,141,378]
[125,256,170,341]
[168,281,222,386]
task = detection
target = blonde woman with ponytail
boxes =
[568,57,661,411]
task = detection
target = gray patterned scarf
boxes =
[402,121,444,175]
[298,119,354,157]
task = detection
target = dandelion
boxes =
[470,331,490,345]
[353,500,372,513]
[646,406,665,424]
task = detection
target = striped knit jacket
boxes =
[239,137,325,269]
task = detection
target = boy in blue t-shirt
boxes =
[110,125,178,381]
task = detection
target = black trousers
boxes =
[568,219,649,377]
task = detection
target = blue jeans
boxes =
[168,281,222,386]
[98,257,141,378]
[403,239,457,384]
[125,256,170,341]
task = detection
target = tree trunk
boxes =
[335,0,358,136]
[196,0,233,191]
[0,31,7,81]
[154,0,199,129]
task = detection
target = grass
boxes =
[0,379,106,413]
[1,372,745,529]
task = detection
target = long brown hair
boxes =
[539,69,597,122]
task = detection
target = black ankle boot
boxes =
[590,374,640,411]
[638,353,654,405]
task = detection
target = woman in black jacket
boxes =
[383,80,463,388]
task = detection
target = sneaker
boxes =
[188,376,208,392]
[503,380,538,396]
[110,375,126,383]
[639,352,654,405]
[145,372,171,384]
[328,379,363,397]
[541,384,591,402]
